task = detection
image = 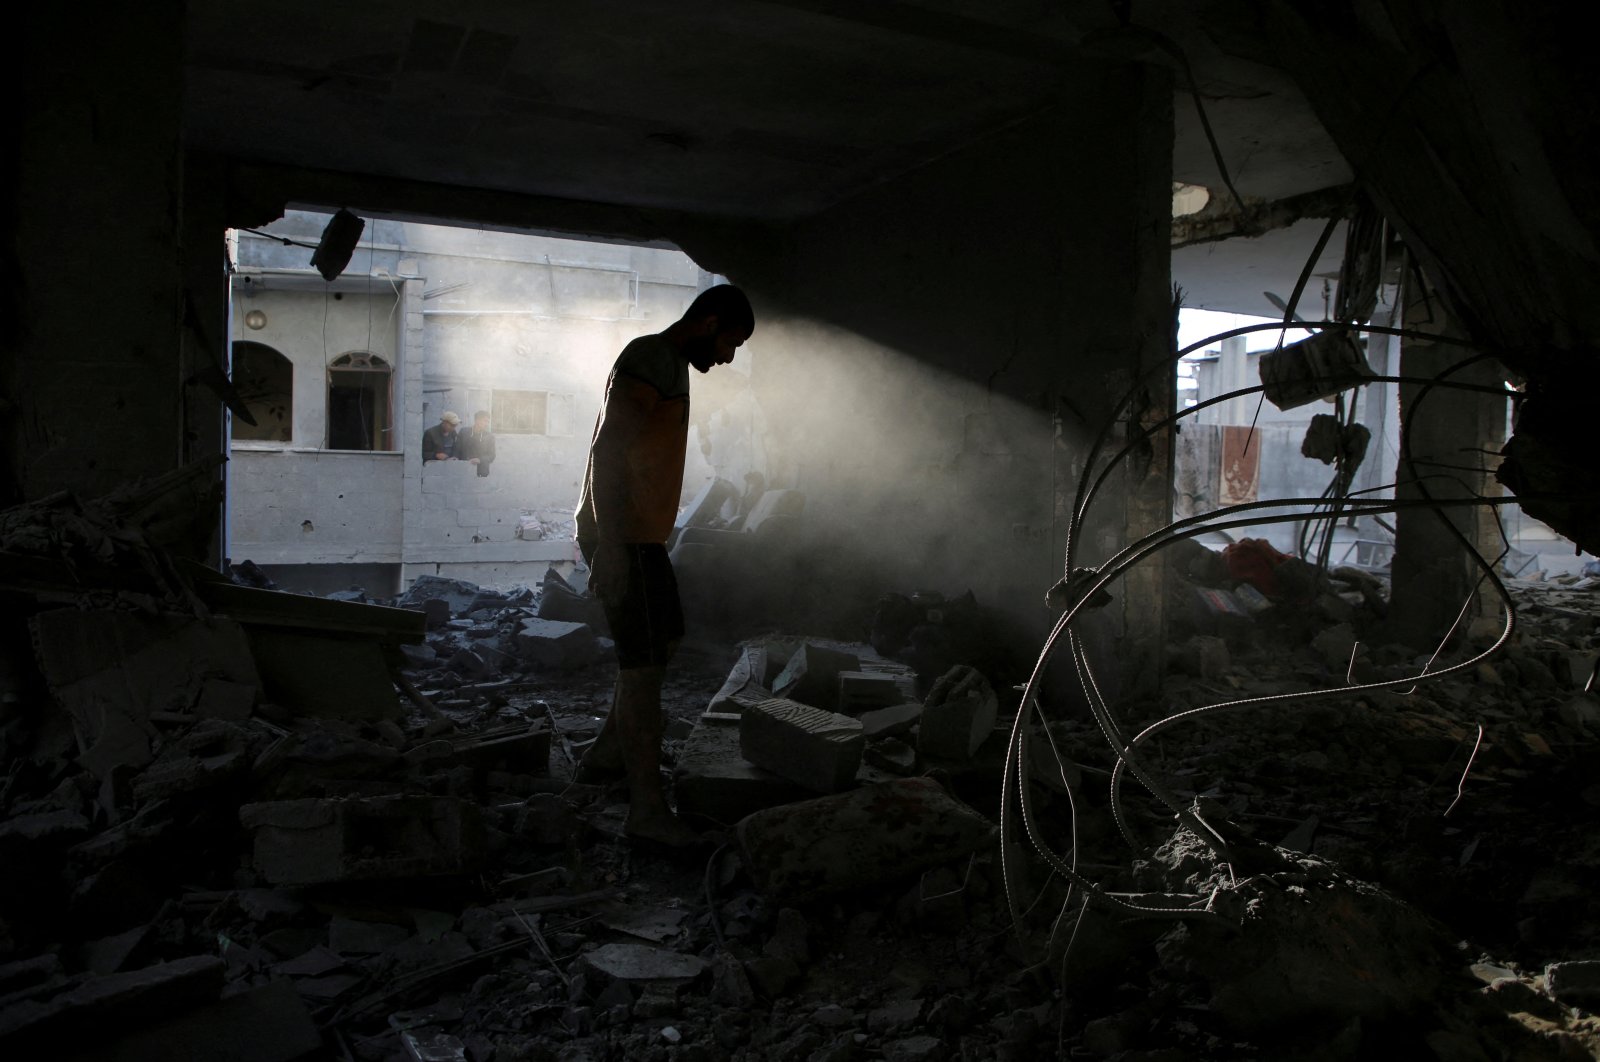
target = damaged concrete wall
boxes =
[6,4,188,507]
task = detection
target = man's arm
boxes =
[586,377,659,601]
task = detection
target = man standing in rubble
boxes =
[574,285,754,848]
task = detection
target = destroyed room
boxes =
[5,2,1600,1060]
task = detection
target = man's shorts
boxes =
[579,542,684,669]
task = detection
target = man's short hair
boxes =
[473,411,490,421]
[683,284,754,337]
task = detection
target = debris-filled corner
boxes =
[2,470,1599,1062]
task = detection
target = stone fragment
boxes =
[402,1030,469,1061]
[1174,635,1229,679]
[239,796,484,885]
[399,644,437,668]
[1310,623,1358,670]
[709,646,773,715]
[673,724,810,823]
[709,952,755,1007]
[772,644,860,711]
[577,943,707,985]
[740,698,863,794]
[867,998,922,1034]
[883,1035,944,1062]
[743,956,799,998]
[859,702,922,739]
[918,666,998,760]
[194,677,256,721]
[737,777,997,902]
[513,793,576,845]
[762,908,810,966]
[515,618,599,670]
[865,738,918,775]
[420,600,451,630]
[398,576,485,616]
[1545,960,1600,1005]
[836,671,904,713]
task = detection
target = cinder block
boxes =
[673,723,809,824]
[740,698,863,794]
[515,618,598,669]
[918,666,998,761]
[772,644,860,711]
[836,671,904,714]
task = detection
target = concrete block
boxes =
[740,699,864,795]
[837,671,904,713]
[398,576,483,615]
[515,618,599,669]
[772,643,860,711]
[918,666,998,761]
[709,646,773,715]
[860,701,923,739]
[1546,961,1600,1005]
[672,723,810,825]
[736,777,997,903]
[239,796,485,885]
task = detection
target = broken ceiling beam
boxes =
[1171,184,1353,249]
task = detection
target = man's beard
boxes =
[685,336,718,373]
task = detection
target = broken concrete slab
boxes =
[398,575,484,616]
[918,666,998,760]
[0,955,226,1049]
[836,671,905,713]
[419,599,451,630]
[399,643,437,668]
[329,916,411,955]
[245,629,401,722]
[239,796,485,885]
[1546,961,1600,1005]
[577,943,707,985]
[736,777,997,902]
[61,979,322,1062]
[515,618,599,670]
[860,701,923,739]
[740,698,863,794]
[673,723,810,825]
[708,646,773,715]
[772,644,860,711]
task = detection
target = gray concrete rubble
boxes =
[736,777,998,902]
[515,617,600,670]
[240,796,486,885]
[739,697,864,794]
[772,643,860,712]
[707,644,774,714]
[673,721,810,823]
[918,665,998,760]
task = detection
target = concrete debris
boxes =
[737,777,997,902]
[239,796,485,885]
[1545,961,1600,1005]
[577,943,708,985]
[0,955,225,1050]
[836,670,906,713]
[740,698,864,794]
[673,722,810,824]
[708,645,774,714]
[515,617,600,670]
[919,665,998,761]
[772,643,860,712]
[860,701,923,739]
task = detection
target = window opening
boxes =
[231,341,293,442]
[328,352,393,451]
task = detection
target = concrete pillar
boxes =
[7,4,187,504]
[1215,335,1252,425]
[398,274,427,588]
[1387,272,1507,647]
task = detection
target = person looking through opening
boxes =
[423,410,461,462]
[573,284,754,848]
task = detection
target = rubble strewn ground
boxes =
[3,488,1599,1060]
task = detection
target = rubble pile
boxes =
[5,472,1600,1059]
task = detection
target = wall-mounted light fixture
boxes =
[310,208,366,282]
[244,309,268,330]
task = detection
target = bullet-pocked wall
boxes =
[680,63,1176,685]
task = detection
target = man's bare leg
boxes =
[573,685,624,783]
[614,665,699,847]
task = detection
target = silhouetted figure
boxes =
[422,411,461,462]
[573,285,755,848]
[458,410,496,477]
